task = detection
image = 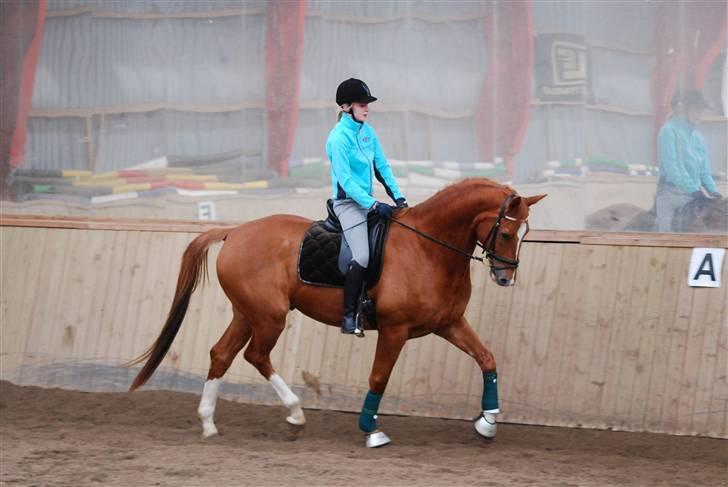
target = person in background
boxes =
[326,78,407,335]
[655,89,722,232]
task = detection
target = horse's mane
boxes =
[682,195,727,214]
[679,196,728,225]
[416,178,511,211]
[672,196,728,233]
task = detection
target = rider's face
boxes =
[686,105,704,125]
[351,102,369,122]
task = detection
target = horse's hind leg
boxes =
[436,317,499,439]
[243,317,306,426]
[198,310,251,438]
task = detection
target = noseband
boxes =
[390,192,528,274]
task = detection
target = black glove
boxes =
[371,201,394,219]
[394,197,408,208]
[709,191,723,199]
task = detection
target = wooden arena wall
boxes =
[1,216,726,438]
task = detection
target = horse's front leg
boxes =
[436,317,500,439]
[359,326,408,448]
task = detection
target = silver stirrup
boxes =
[354,313,365,338]
[365,430,391,448]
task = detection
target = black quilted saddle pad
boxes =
[297,217,390,288]
[298,221,346,287]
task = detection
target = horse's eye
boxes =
[501,233,513,241]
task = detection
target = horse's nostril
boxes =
[498,277,509,285]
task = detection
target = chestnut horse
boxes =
[128,178,545,447]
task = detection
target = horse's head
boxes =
[475,192,546,286]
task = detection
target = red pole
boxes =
[265,0,307,178]
[9,0,47,169]
[476,1,533,180]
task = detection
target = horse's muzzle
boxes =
[490,269,514,287]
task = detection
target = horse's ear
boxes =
[524,194,547,207]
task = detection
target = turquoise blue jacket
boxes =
[658,116,718,194]
[326,113,403,209]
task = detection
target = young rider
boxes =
[326,78,407,334]
[655,89,722,232]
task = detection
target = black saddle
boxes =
[297,199,390,290]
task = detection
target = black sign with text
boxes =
[535,33,593,103]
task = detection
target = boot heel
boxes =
[341,315,365,337]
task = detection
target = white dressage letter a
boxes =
[693,253,716,281]
[688,248,724,288]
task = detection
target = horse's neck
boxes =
[682,197,717,216]
[700,198,727,231]
[409,186,502,262]
[677,197,727,232]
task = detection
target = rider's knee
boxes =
[354,254,369,269]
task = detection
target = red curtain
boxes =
[0,0,46,196]
[476,1,533,179]
[652,0,726,165]
[265,0,306,177]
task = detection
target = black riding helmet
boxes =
[671,89,707,110]
[336,78,378,106]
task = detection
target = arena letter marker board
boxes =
[688,248,725,288]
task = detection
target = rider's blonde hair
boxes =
[337,104,351,122]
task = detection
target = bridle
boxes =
[478,193,528,272]
[390,193,529,275]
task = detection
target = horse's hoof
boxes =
[474,412,497,439]
[201,426,219,438]
[286,410,306,426]
[365,430,391,448]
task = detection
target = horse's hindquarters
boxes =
[215,215,312,314]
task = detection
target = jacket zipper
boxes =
[354,123,373,195]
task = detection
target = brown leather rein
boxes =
[390,193,528,273]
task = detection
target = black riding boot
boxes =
[341,261,366,335]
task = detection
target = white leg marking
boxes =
[269,373,306,425]
[198,378,221,438]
